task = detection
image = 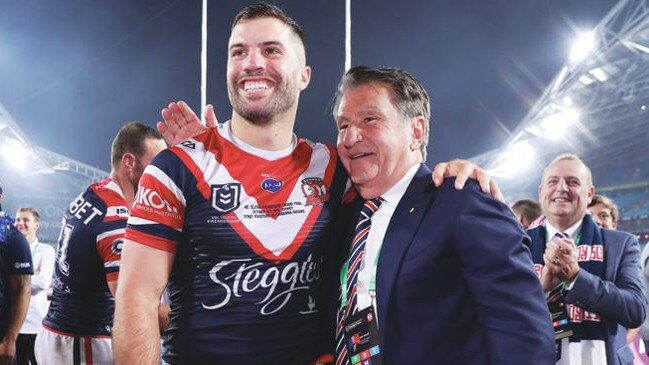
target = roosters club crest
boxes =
[211,183,241,213]
[301,177,329,206]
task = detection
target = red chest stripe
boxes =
[171,131,338,262]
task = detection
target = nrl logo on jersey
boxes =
[301,177,329,206]
[211,183,241,213]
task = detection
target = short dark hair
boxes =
[511,199,542,224]
[332,66,431,160]
[111,122,163,168]
[232,2,306,54]
[588,194,619,223]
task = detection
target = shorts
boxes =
[35,325,113,365]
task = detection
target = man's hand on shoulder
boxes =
[157,101,218,146]
[432,159,504,202]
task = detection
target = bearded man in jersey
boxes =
[35,122,165,365]
[113,3,500,365]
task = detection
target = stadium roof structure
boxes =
[472,0,649,200]
[0,102,109,241]
[0,102,108,184]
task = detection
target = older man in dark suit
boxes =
[529,153,646,364]
[331,66,555,365]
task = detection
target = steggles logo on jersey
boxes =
[201,254,322,315]
[261,177,283,193]
[211,183,242,213]
[301,177,329,206]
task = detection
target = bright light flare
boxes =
[491,140,536,178]
[540,108,579,140]
[570,32,595,63]
[0,138,29,170]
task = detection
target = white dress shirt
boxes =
[20,238,56,334]
[545,219,606,365]
[356,164,420,317]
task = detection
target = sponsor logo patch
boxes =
[261,178,283,193]
[111,239,124,255]
[134,187,180,218]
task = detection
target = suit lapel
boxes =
[376,165,434,333]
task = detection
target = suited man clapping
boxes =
[331,66,555,365]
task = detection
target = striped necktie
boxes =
[335,198,383,365]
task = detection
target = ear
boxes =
[410,116,426,151]
[121,152,137,172]
[298,66,311,91]
[587,186,595,204]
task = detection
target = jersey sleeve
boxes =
[2,218,34,275]
[96,219,126,282]
[92,190,130,283]
[126,149,187,253]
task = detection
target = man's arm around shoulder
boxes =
[449,181,555,364]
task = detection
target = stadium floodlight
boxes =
[539,108,579,140]
[0,137,29,170]
[562,96,573,107]
[588,67,609,82]
[578,74,595,86]
[569,32,595,63]
[489,140,536,179]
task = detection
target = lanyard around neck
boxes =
[340,247,382,308]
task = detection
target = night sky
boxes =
[0,0,615,172]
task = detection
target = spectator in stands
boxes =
[528,153,646,364]
[588,194,618,230]
[14,207,55,365]
[512,198,542,229]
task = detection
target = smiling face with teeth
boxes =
[227,17,311,126]
[538,157,594,230]
[335,82,425,199]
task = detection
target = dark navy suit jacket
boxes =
[528,221,647,365]
[335,165,555,364]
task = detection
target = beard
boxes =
[129,158,146,194]
[227,74,299,125]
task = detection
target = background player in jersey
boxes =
[15,207,55,365]
[35,123,165,365]
[0,185,33,365]
[114,3,501,365]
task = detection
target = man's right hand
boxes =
[157,101,218,146]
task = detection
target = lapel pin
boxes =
[408,207,415,213]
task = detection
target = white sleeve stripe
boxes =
[96,228,126,242]
[144,165,187,207]
[127,216,182,232]
[105,180,125,197]
[104,261,120,268]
